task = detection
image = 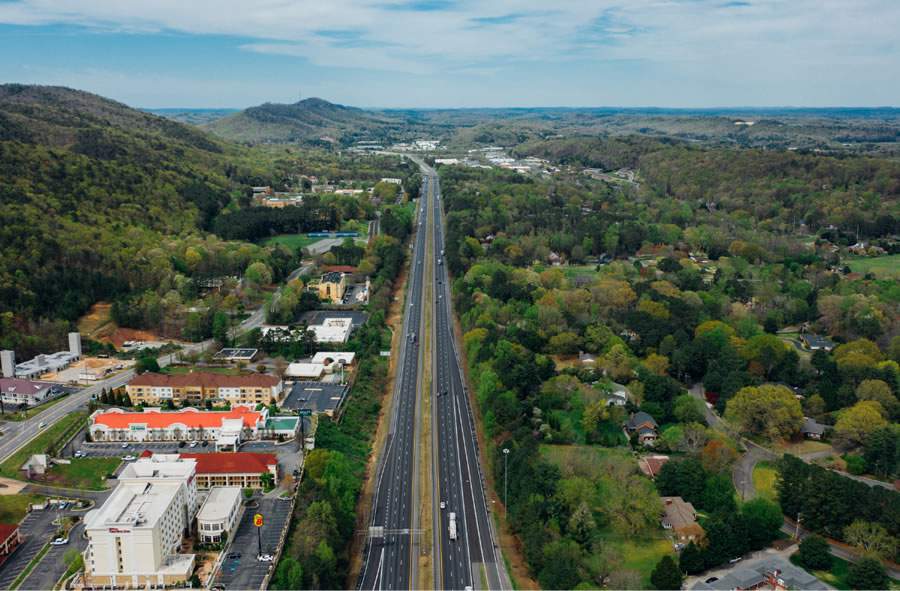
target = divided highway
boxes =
[429,168,506,591]
[358,175,429,590]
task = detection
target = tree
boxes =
[245,261,273,286]
[834,401,888,448]
[650,555,683,590]
[673,394,706,424]
[539,539,583,590]
[843,520,896,560]
[701,473,737,514]
[212,311,230,346]
[724,384,803,440]
[135,356,159,374]
[741,499,783,550]
[847,557,888,591]
[863,426,899,478]
[260,471,275,491]
[679,541,705,575]
[700,440,738,474]
[656,457,706,505]
[271,556,303,590]
[856,379,898,418]
[795,535,832,570]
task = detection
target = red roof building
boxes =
[0,524,22,564]
[141,451,278,489]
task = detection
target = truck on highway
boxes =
[448,512,457,541]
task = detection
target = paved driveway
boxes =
[0,509,68,589]
[19,522,86,591]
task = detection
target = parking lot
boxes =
[215,498,293,590]
[0,506,80,589]
[19,522,86,591]
[282,381,348,414]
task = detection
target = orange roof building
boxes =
[89,407,267,450]
[140,451,279,489]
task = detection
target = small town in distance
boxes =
[1,3,899,591]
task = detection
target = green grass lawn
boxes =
[561,264,601,279]
[160,365,243,376]
[43,457,121,490]
[0,494,46,523]
[263,234,323,253]
[0,394,70,422]
[847,254,900,279]
[752,461,779,503]
[791,554,858,590]
[593,534,674,588]
[0,412,88,480]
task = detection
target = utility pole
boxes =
[502,448,510,508]
[794,512,802,540]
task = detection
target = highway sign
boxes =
[253,513,264,527]
[298,409,312,417]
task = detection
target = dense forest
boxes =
[437,154,899,587]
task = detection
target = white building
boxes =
[5,332,82,379]
[310,352,356,366]
[83,457,199,588]
[197,487,242,544]
[285,362,325,380]
[309,318,354,344]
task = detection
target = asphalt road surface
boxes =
[216,497,292,591]
[428,167,506,591]
[358,175,429,591]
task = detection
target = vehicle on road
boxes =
[257,554,274,562]
[51,537,68,545]
[74,450,85,458]
[440,501,446,510]
[705,577,719,584]
[38,422,46,429]
[448,512,457,540]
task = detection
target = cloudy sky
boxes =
[1,0,898,108]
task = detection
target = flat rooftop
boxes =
[85,480,183,531]
[197,487,241,522]
[298,310,368,328]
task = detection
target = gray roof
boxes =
[801,417,827,436]
[801,334,836,349]
[690,556,830,591]
[627,411,658,430]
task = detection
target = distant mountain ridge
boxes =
[204,97,418,145]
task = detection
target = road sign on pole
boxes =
[254,513,264,556]
[298,409,312,417]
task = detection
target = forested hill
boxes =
[204,97,422,145]
[0,84,276,346]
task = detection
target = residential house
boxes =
[799,334,836,352]
[661,496,704,544]
[801,417,827,440]
[0,378,54,407]
[625,411,659,446]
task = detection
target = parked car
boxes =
[189,441,198,448]
[74,451,85,458]
[121,443,129,449]
[705,577,719,584]
[122,455,135,461]
[257,554,274,562]
[50,537,68,546]
[178,441,186,448]
[201,441,209,447]
[226,552,241,560]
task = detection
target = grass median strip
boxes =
[9,542,50,591]
[0,412,88,480]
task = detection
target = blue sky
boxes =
[0,0,898,108]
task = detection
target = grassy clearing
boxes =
[790,554,861,590]
[847,254,900,278]
[44,457,121,490]
[160,365,243,375]
[592,534,674,588]
[752,461,779,503]
[0,494,46,523]
[0,412,88,480]
[561,264,601,279]
[263,234,323,253]
[540,444,634,479]
[0,394,70,422]
[776,440,833,455]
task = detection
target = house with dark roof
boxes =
[625,411,659,446]
[800,334,836,352]
[690,556,830,590]
[801,417,827,440]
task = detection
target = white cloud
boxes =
[1,0,898,105]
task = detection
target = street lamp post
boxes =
[502,448,510,508]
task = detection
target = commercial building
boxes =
[1,333,82,379]
[197,487,242,544]
[88,406,268,449]
[309,318,354,344]
[316,271,347,302]
[141,451,279,489]
[285,362,325,380]
[310,351,356,367]
[0,377,54,407]
[125,372,282,406]
[83,457,199,588]
[213,348,259,362]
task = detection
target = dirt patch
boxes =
[104,327,168,349]
[345,252,411,587]
[0,478,26,495]
[77,302,113,338]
